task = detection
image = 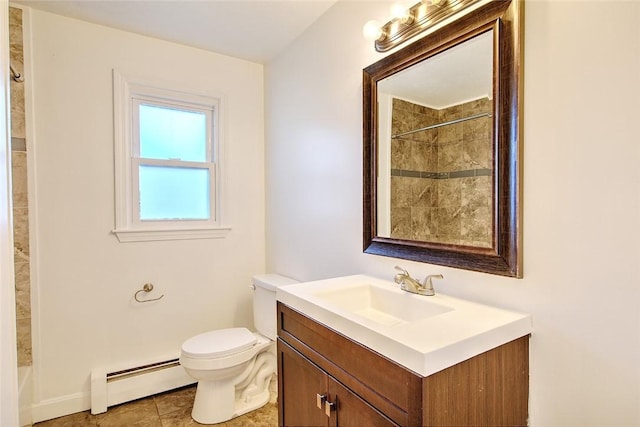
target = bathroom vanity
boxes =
[276,275,531,426]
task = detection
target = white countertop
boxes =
[276,274,532,377]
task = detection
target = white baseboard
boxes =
[31,392,91,424]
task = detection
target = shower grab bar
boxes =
[391,112,492,139]
[134,283,164,303]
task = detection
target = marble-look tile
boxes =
[13,206,30,257]
[9,7,26,139]
[158,406,200,427]
[390,93,494,248]
[437,123,463,145]
[463,116,490,141]
[15,261,30,319]
[435,207,462,240]
[10,43,24,67]
[461,205,492,248]
[17,317,32,366]
[439,104,464,122]
[35,410,98,427]
[392,98,413,113]
[390,176,412,208]
[268,373,277,404]
[412,128,437,144]
[154,386,196,416]
[437,140,463,172]
[462,97,491,115]
[33,385,278,427]
[10,79,26,139]
[226,403,277,427]
[436,179,461,209]
[9,8,23,46]
[461,176,492,209]
[96,397,162,426]
[411,141,435,172]
[12,151,29,207]
[463,136,492,169]
[390,207,411,240]
[410,207,433,241]
[391,139,412,170]
[411,178,434,208]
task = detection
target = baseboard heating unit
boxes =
[90,356,196,414]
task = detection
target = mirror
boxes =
[363,0,522,277]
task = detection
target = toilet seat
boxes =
[181,328,257,359]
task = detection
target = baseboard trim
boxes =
[31,392,90,423]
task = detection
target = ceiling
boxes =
[378,30,493,109]
[12,0,338,63]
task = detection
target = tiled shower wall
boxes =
[9,6,32,367]
[390,97,493,247]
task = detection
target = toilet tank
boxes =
[252,274,299,340]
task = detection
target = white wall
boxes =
[27,9,266,420]
[266,1,640,426]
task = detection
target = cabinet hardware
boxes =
[325,400,336,417]
[316,393,326,409]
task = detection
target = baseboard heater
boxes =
[90,356,196,414]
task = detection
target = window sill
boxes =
[113,226,231,243]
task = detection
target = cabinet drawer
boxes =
[277,302,422,426]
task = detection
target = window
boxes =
[113,70,229,242]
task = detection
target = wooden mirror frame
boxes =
[363,0,522,277]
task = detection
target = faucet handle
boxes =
[423,274,444,292]
[394,265,409,275]
[394,266,409,284]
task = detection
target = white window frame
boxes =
[112,70,230,242]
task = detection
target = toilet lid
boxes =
[181,328,257,359]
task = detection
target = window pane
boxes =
[139,104,207,162]
[139,165,210,220]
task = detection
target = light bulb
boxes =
[390,2,413,23]
[362,20,384,41]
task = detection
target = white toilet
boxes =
[180,274,298,424]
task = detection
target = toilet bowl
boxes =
[180,274,298,424]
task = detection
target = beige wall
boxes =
[26,8,266,421]
[266,1,640,425]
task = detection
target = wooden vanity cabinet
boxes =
[277,302,529,427]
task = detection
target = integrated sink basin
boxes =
[276,274,532,377]
[312,283,453,326]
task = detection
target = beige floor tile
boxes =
[154,385,196,416]
[34,410,97,426]
[96,397,161,426]
[158,406,202,427]
[33,386,277,427]
[225,403,277,427]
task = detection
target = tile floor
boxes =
[33,384,278,427]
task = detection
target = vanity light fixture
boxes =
[390,2,414,24]
[362,20,386,41]
[364,0,483,52]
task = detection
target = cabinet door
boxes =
[329,379,398,427]
[278,340,329,427]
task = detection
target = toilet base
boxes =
[189,352,275,424]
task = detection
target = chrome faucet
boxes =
[394,266,443,296]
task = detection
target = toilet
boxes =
[180,274,298,424]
